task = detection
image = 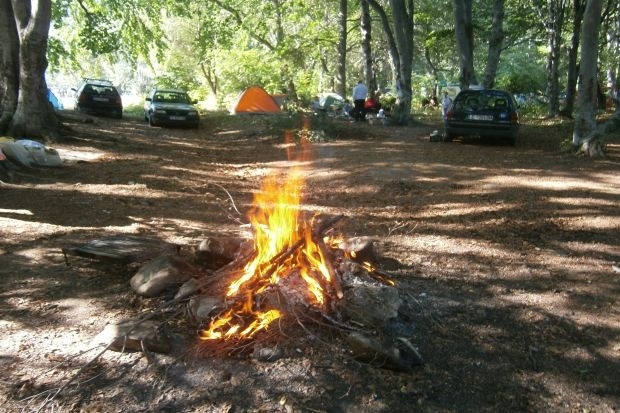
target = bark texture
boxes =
[0,0,20,134]
[365,0,414,125]
[453,0,477,89]
[8,0,58,140]
[361,0,375,94]
[335,0,347,99]
[572,0,605,157]
[562,0,586,117]
[482,0,504,89]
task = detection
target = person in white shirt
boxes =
[352,80,368,121]
[441,91,452,119]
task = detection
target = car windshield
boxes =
[454,91,510,111]
[83,85,118,95]
[153,92,191,104]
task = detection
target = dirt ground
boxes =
[1,110,619,413]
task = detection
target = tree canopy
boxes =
[0,0,618,151]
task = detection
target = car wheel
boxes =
[144,112,149,122]
[443,132,455,142]
[149,114,156,126]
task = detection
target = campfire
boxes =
[198,135,350,344]
[66,131,422,375]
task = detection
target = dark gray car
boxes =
[444,89,520,145]
[73,79,123,119]
[144,89,200,128]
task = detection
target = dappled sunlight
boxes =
[0,217,145,240]
[503,292,571,313]
[31,182,165,198]
[0,208,33,216]
[392,233,508,257]
[546,196,617,208]
[557,240,620,256]
[2,112,618,412]
[482,174,615,192]
[416,202,512,218]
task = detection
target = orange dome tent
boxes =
[230,86,282,114]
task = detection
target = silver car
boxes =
[144,89,200,128]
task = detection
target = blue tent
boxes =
[47,89,63,110]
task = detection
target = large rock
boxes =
[194,236,248,269]
[92,319,171,354]
[130,254,197,297]
[339,282,402,329]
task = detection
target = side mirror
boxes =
[192,100,198,104]
[145,97,152,102]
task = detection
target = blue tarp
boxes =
[47,89,63,110]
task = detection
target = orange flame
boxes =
[200,129,334,341]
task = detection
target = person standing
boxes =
[441,91,452,119]
[352,80,368,121]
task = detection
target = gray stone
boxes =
[345,332,423,372]
[130,254,197,297]
[92,319,171,354]
[187,295,224,322]
[340,282,402,330]
[252,346,284,362]
[194,237,247,269]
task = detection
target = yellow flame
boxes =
[200,135,337,342]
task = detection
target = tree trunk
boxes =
[616,8,620,113]
[543,0,566,118]
[335,0,347,99]
[482,0,504,89]
[561,0,586,117]
[365,0,413,125]
[0,0,20,134]
[8,0,58,141]
[361,0,376,95]
[572,0,604,157]
[453,0,477,89]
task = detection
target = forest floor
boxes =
[1,109,619,413]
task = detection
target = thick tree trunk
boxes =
[453,0,477,89]
[335,0,347,99]
[561,0,585,117]
[572,0,604,157]
[9,0,58,141]
[390,0,414,125]
[616,8,620,112]
[361,0,375,95]
[543,0,566,118]
[0,0,20,134]
[365,0,413,125]
[482,0,504,89]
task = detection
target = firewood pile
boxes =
[64,215,423,373]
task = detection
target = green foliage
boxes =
[495,46,547,93]
[44,0,618,123]
[79,12,119,55]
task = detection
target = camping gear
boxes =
[319,93,344,112]
[230,86,282,114]
[47,89,64,110]
[0,139,62,167]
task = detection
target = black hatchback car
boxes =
[144,89,200,128]
[444,89,519,145]
[73,79,123,119]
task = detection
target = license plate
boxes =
[170,116,186,120]
[93,97,109,102]
[468,114,493,121]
